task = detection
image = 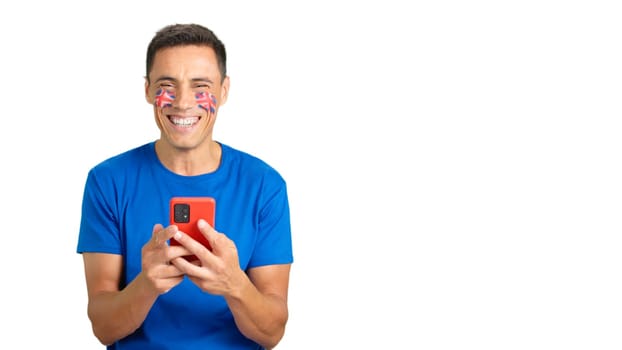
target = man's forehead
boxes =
[150,48,220,81]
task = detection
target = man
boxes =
[77,23,293,350]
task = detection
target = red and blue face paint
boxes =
[155,89,175,108]
[155,89,217,113]
[196,91,217,113]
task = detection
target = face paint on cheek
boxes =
[195,92,217,113]
[155,89,175,108]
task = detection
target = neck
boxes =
[155,140,222,176]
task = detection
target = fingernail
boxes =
[198,219,206,228]
[174,231,182,240]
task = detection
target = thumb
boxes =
[152,223,163,234]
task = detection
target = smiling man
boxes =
[77,24,293,350]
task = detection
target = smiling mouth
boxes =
[168,115,200,128]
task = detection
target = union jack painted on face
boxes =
[155,89,175,108]
[196,91,217,113]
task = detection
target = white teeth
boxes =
[170,116,199,127]
[173,119,194,126]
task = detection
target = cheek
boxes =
[155,89,175,108]
[196,92,217,113]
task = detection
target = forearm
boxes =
[88,273,159,345]
[225,274,289,349]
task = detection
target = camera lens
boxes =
[174,203,191,223]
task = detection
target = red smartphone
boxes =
[169,196,216,261]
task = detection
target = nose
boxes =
[173,86,195,110]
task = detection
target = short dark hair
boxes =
[146,23,227,82]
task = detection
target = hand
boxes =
[171,219,245,296]
[140,224,189,294]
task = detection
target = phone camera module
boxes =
[174,203,190,223]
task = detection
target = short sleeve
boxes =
[247,179,293,268]
[76,168,122,255]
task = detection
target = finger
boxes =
[161,225,179,244]
[160,263,186,278]
[173,229,211,256]
[174,231,219,274]
[168,244,193,260]
[170,255,200,270]
[170,254,208,278]
[151,224,165,246]
[197,219,221,252]
[197,219,228,255]
[152,224,178,246]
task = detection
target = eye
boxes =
[159,83,174,88]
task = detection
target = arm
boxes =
[172,220,291,349]
[82,224,187,345]
[226,264,291,349]
[83,253,158,345]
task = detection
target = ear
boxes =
[144,77,152,104]
[218,76,230,106]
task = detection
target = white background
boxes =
[1,0,621,349]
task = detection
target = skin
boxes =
[82,45,291,349]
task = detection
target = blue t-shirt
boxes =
[77,141,293,350]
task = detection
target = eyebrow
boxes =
[153,76,214,84]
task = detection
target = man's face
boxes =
[145,45,229,151]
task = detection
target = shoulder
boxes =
[220,143,287,189]
[83,142,155,197]
[91,142,154,173]
[86,142,155,185]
